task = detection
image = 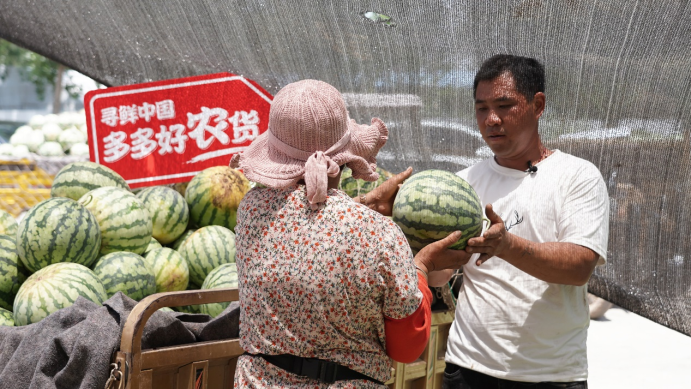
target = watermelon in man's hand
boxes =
[392,169,484,251]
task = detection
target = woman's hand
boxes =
[414,231,472,275]
[355,167,413,216]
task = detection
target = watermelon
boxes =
[185,167,250,231]
[78,187,153,256]
[144,248,189,293]
[144,237,163,253]
[339,166,393,198]
[169,229,196,251]
[199,263,238,318]
[0,235,28,311]
[92,252,156,300]
[0,210,17,236]
[392,169,484,251]
[136,186,189,244]
[0,307,13,326]
[51,161,130,201]
[179,226,236,286]
[17,198,102,273]
[158,307,174,313]
[13,262,107,326]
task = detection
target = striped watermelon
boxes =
[339,166,393,198]
[78,187,153,256]
[144,237,163,253]
[0,210,17,236]
[13,262,107,326]
[392,169,484,251]
[92,252,156,300]
[185,167,250,231]
[199,263,238,318]
[158,307,174,313]
[51,161,130,201]
[170,229,196,251]
[136,186,189,244]
[17,198,102,273]
[0,235,28,311]
[0,307,13,326]
[179,225,236,286]
[144,248,189,293]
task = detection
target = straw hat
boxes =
[230,79,388,209]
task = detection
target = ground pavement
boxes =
[587,305,691,388]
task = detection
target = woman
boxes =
[230,79,468,388]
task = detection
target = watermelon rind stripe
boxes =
[0,307,13,326]
[185,167,249,231]
[17,198,102,273]
[0,235,24,311]
[79,187,153,255]
[0,210,17,236]
[93,252,156,300]
[137,187,188,244]
[51,161,130,201]
[200,262,238,317]
[180,226,236,286]
[144,247,189,293]
[12,263,106,325]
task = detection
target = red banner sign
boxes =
[84,73,272,188]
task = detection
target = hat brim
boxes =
[231,117,388,188]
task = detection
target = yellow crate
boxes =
[0,159,55,217]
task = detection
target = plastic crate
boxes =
[0,155,88,217]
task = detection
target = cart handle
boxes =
[119,288,240,356]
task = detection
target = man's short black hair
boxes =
[473,54,545,101]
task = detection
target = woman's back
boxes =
[235,185,421,384]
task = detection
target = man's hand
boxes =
[465,204,512,266]
[415,231,473,273]
[356,167,413,216]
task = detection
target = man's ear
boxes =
[533,92,546,119]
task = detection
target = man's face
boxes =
[474,72,545,160]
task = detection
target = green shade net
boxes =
[2,0,690,335]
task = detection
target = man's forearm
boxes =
[427,268,456,287]
[497,234,599,286]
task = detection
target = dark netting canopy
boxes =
[2,1,690,336]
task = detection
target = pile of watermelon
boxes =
[0,160,483,327]
[0,162,250,326]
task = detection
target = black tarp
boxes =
[0,292,240,388]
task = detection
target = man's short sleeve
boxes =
[558,163,610,265]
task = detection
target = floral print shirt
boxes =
[234,185,421,387]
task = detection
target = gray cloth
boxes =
[0,292,240,389]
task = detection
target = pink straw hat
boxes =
[230,79,388,209]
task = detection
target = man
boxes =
[430,54,609,388]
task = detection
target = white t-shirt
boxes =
[446,150,609,382]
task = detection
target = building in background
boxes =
[0,66,99,141]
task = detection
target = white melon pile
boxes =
[2,110,89,158]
